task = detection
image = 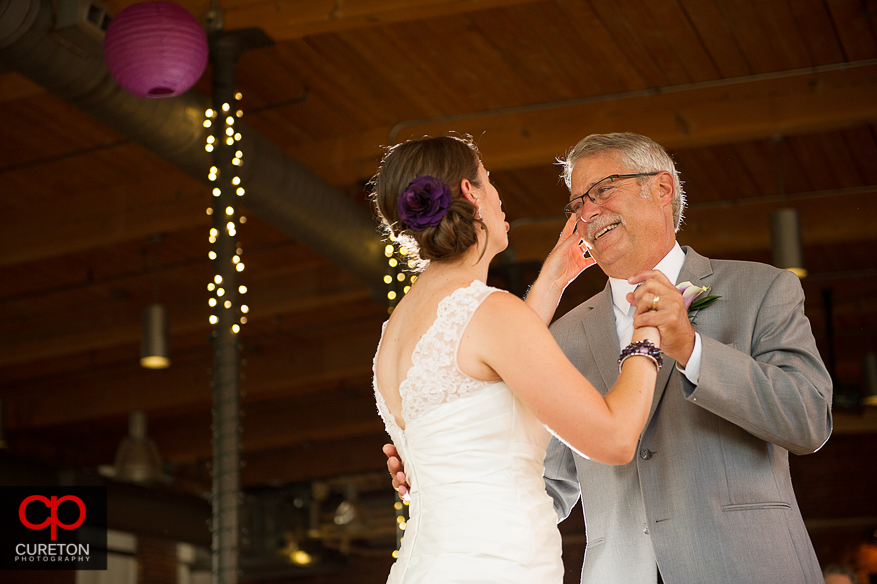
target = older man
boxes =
[544,132,832,583]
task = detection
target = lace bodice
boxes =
[373,280,505,434]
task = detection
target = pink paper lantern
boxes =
[103,1,208,99]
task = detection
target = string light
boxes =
[205,94,248,339]
[393,495,409,557]
[384,241,420,317]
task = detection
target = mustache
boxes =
[582,213,625,244]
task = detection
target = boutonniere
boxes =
[677,281,720,323]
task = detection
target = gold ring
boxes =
[651,296,660,311]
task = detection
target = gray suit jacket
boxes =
[544,247,832,584]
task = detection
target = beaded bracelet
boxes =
[618,339,663,372]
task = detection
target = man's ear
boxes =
[654,171,674,208]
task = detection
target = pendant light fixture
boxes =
[141,234,170,369]
[769,137,807,279]
[770,208,807,279]
[114,410,163,484]
[140,303,170,369]
[863,352,877,407]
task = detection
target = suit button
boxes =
[640,449,653,460]
[643,524,650,535]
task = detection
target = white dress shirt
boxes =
[607,243,702,383]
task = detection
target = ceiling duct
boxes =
[0,0,386,290]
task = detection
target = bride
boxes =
[370,135,661,583]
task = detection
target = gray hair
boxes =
[559,132,686,231]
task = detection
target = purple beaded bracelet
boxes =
[618,340,663,372]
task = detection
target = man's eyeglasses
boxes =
[563,172,659,218]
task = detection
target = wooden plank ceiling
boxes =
[1,0,876,520]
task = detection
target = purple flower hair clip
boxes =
[397,175,453,231]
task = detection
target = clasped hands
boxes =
[627,270,696,369]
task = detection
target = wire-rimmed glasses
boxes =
[563,172,659,218]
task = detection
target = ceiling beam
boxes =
[238,432,391,487]
[1,156,207,267]
[284,63,877,185]
[217,0,545,42]
[0,71,44,102]
[2,325,380,430]
[0,261,374,367]
[147,384,383,464]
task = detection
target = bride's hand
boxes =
[540,214,596,290]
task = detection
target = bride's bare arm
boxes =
[524,214,596,325]
[461,293,659,466]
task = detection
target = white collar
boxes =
[608,243,685,315]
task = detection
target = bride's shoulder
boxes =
[473,287,539,325]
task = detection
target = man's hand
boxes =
[627,270,696,367]
[383,443,410,500]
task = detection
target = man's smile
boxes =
[595,223,619,239]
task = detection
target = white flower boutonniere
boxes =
[677,281,720,323]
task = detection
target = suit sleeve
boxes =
[682,269,833,455]
[543,435,582,521]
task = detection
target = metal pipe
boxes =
[0,0,386,289]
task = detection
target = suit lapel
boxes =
[643,247,714,428]
[580,282,621,396]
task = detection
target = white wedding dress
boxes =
[373,280,563,583]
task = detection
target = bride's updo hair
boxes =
[371,135,485,268]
